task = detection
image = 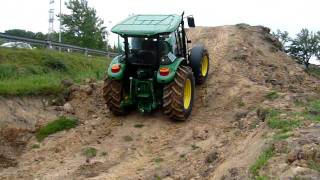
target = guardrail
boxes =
[0,33,118,57]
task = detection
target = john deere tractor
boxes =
[103,13,209,120]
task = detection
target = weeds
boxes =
[266,110,301,132]
[307,160,320,172]
[36,116,78,141]
[123,135,133,142]
[250,146,274,178]
[153,157,164,163]
[83,147,97,158]
[265,91,280,100]
[134,124,144,128]
[31,144,40,149]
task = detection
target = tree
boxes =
[316,31,320,61]
[5,29,36,39]
[288,29,318,69]
[60,0,107,50]
[272,29,291,52]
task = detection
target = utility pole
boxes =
[58,0,62,52]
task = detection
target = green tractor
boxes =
[103,13,210,120]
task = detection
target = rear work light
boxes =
[111,64,121,73]
[159,67,170,76]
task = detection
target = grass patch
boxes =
[266,110,301,132]
[307,160,320,172]
[309,65,320,78]
[36,116,78,141]
[82,147,97,158]
[264,91,280,100]
[250,146,274,178]
[134,124,144,128]
[191,144,200,150]
[123,135,133,142]
[31,144,40,149]
[272,133,292,141]
[0,47,109,96]
[153,157,164,163]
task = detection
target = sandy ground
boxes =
[0,25,319,180]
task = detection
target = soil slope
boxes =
[0,25,319,180]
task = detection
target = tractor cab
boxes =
[104,13,209,120]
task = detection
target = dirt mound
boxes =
[0,97,57,171]
[1,25,319,179]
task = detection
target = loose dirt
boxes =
[0,25,319,180]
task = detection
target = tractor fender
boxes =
[107,55,126,80]
[157,57,185,84]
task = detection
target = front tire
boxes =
[163,66,195,121]
[102,78,126,116]
[189,44,210,84]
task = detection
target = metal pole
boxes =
[58,0,62,52]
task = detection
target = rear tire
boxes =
[163,66,195,121]
[189,44,210,84]
[102,77,126,116]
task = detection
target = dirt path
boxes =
[1,25,319,180]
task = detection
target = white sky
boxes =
[0,0,319,63]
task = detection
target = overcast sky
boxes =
[0,0,319,63]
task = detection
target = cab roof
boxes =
[111,14,182,37]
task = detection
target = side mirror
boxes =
[187,16,195,28]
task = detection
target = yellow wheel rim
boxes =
[201,55,209,76]
[183,79,192,109]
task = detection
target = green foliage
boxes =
[272,133,291,141]
[0,47,109,95]
[305,100,320,122]
[60,0,107,49]
[83,147,97,158]
[288,29,319,69]
[43,57,67,72]
[307,160,320,172]
[266,110,301,132]
[309,65,320,78]
[250,147,274,178]
[272,29,290,52]
[36,116,78,141]
[264,91,280,100]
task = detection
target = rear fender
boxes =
[157,57,185,84]
[107,55,126,80]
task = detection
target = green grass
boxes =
[31,144,40,149]
[266,110,301,132]
[0,47,109,96]
[250,147,274,178]
[309,65,320,78]
[134,124,144,128]
[153,157,164,163]
[272,132,292,141]
[307,160,320,172]
[82,147,97,158]
[36,116,78,141]
[264,91,280,100]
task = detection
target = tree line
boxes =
[273,29,320,69]
[2,0,117,52]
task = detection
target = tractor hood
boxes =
[111,14,182,36]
